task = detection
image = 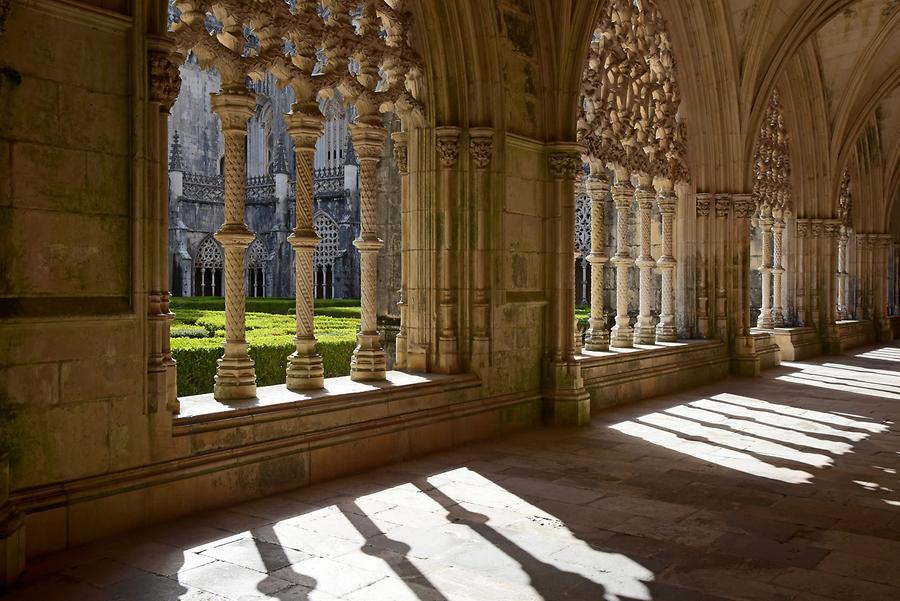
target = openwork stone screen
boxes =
[313,212,339,268]
[194,235,223,269]
[247,238,268,269]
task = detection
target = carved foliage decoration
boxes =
[838,169,851,227]
[168,0,422,117]
[578,0,689,183]
[752,89,791,213]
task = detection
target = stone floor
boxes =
[9,342,900,601]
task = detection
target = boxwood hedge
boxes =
[171,305,360,397]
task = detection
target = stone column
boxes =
[610,169,635,348]
[469,128,494,366]
[695,193,711,338]
[795,220,809,326]
[836,226,849,320]
[585,165,609,351]
[771,213,785,327]
[210,88,257,401]
[655,179,677,342]
[285,108,325,390]
[875,235,893,340]
[756,206,774,329]
[821,222,842,352]
[435,127,461,373]
[731,194,759,374]
[714,194,731,339]
[633,181,656,345]
[350,118,388,381]
[391,131,410,369]
[809,221,822,329]
[543,147,590,427]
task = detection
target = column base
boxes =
[214,355,257,401]
[471,337,491,369]
[756,316,774,329]
[633,320,656,345]
[541,360,590,427]
[351,333,387,381]
[772,313,785,328]
[584,327,609,351]
[286,346,325,391]
[876,322,894,343]
[730,335,761,377]
[0,504,25,588]
[655,321,677,343]
[435,337,460,374]
[610,324,634,348]
[394,333,408,370]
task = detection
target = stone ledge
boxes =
[765,326,821,361]
[174,371,479,431]
[837,319,876,351]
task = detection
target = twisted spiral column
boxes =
[655,182,677,342]
[610,173,635,348]
[757,209,774,329]
[585,167,609,351]
[350,118,387,381]
[771,215,785,327]
[210,89,257,401]
[633,184,656,345]
[285,109,325,390]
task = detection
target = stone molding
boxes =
[468,127,494,170]
[391,131,409,174]
[547,151,582,180]
[714,193,731,218]
[147,48,182,109]
[435,126,461,168]
[696,193,712,217]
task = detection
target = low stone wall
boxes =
[837,320,876,351]
[579,340,729,412]
[14,376,541,558]
[769,327,821,361]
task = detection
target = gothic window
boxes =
[575,179,592,306]
[247,238,268,298]
[193,235,223,297]
[313,212,339,299]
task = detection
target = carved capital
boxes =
[657,189,677,214]
[548,152,582,180]
[823,222,841,238]
[587,171,609,200]
[714,193,731,218]
[350,121,387,162]
[733,194,755,219]
[469,128,493,170]
[210,90,256,132]
[435,126,461,168]
[391,131,409,174]
[148,50,182,110]
[285,110,324,152]
[810,221,823,238]
[796,220,809,238]
[696,193,711,217]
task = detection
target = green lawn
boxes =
[171,298,360,396]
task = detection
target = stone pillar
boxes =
[795,220,809,326]
[0,453,25,587]
[469,128,494,367]
[285,108,325,390]
[771,213,785,327]
[731,194,760,375]
[610,169,635,348]
[574,247,583,354]
[655,179,677,342]
[695,193,711,338]
[585,165,609,351]
[875,235,893,341]
[434,127,461,373]
[210,88,257,401]
[633,181,656,344]
[714,194,731,339]
[391,131,410,369]
[542,148,590,427]
[836,226,849,320]
[350,118,388,381]
[821,222,842,352]
[756,207,774,329]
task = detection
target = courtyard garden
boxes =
[170,298,360,396]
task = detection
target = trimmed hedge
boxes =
[169,297,360,314]
[172,308,359,396]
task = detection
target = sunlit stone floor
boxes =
[10,342,900,601]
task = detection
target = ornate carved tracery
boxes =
[578,0,688,182]
[168,0,421,114]
[313,212,339,267]
[752,90,791,214]
[838,169,852,227]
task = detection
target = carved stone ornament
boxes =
[548,152,582,180]
[578,0,689,183]
[169,0,423,119]
[696,193,711,217]
[733,195,756,219]
[0,0,11,36]
[393,142,408,174]
[796,220,809,238]
[752,89,791,214]
[714,194,731,218]
[148,50,182,109]
[436,135,459,168]
[469,136,493,170]
[823,222,841,238]
[838,169,852,227]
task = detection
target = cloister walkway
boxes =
[10,343,900,601]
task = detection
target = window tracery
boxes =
[193,235,224,296]
[313,212,340,299]
[577,0,689,182]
